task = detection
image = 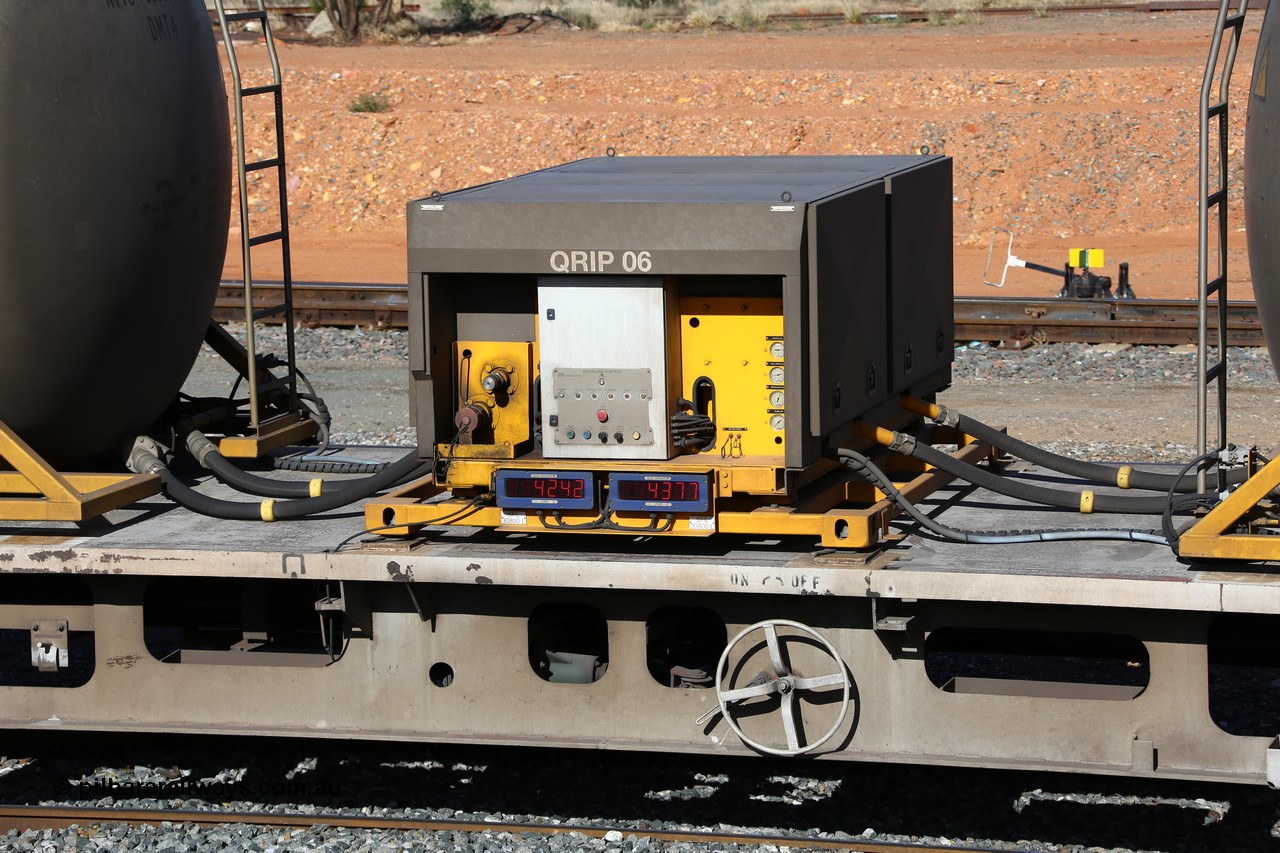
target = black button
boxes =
[613,432,623,443]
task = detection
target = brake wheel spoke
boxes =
[720,680,779,703]
[713,620,853,757]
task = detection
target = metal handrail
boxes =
[212,0,301,434]
[1196,0,1247,491]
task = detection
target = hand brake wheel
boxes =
[712,619,852,756]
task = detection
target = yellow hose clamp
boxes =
[260,499,276,522]
[1079,491,1095,514]
[1116,466,1133,489]
[309,479,323,498]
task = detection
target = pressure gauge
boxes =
[769,341,785,359]
[769,366,785,385]
[770,414,786,431]
[769,390,785,408]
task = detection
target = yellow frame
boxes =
[1178,455,1280,561]
[219,411,318,458]
[0,421,159,522]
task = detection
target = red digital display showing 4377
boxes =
[615,478,699,503]
[608,473,711,513]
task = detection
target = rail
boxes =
[0,804,998,852]
[215,282,1267,347]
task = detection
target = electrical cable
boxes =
[672,377,718,453]
[834,448,1170,546]
[437,428,464,485]
[1161,451,1222,548]
[598,502,676,532]
[329,497,490,552]
[538,509,607,530]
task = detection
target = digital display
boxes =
[607,473,711,513]
[504,476,587,501]
[616,478,699,504]
[495,470,596,510]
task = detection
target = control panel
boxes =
[538,277,676,460]
[548,368,655,449]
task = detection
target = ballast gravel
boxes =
[0,731,1277,852]
[189,326,1280,461]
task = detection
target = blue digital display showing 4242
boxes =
[495,470,596,510]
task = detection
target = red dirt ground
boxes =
[220,10,1260,301]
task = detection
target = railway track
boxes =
[211,0,1266,24]
[0,804,997,852]
[215,282,1267,347]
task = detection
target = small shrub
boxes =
[928,7,981,26]
[684,8,715,27]
[349,92,391,113]
[728,0,766,30]
[611,0,681,9]
[842,0,866,23]
[441,0,492,27]
[556,7,598,28]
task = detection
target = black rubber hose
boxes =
[835,449,1170,546]
[183,427,421,499]
[135,447,429,521]
[877,431,1211,514]
[1161,451,1219,547]
[929,403,1245,492]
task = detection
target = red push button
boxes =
[596,409,608,423]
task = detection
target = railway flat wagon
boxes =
[3,0,1280,787]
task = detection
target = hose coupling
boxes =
[181,427,219,467]
[888,430,918,456]
[124,436,169,476]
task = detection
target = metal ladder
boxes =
[211,0,315,457]
[1196,0,1248,491]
